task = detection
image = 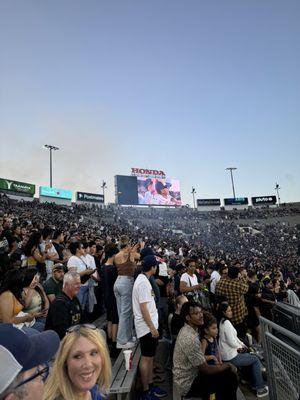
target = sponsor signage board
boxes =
[39,186,72,200]
[197,198,221,207]
[252,196,277,206]
[76,192,104,203]
[224,197,249,206]
[131,168,166,179]
[0,178,35,196]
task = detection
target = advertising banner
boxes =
[76,192,104,203]
[252,196,277,206]
[224,197,248,206]
[197,198,221,207]
[0,178,35,196]
[131,168,166,179]
[39,186,72,200]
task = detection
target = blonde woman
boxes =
[43,324,111,400]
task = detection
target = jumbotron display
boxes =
[137,177,181,205]
[115,173,182,206]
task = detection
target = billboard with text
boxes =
[197,198,221,207]
[224,197,248,206]
[252,196,277,206]
[77,192,104,203]
[0,178,35,196]
[39,186,72,200]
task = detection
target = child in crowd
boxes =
[200,313,222,365]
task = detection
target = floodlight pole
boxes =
[275,183,281,206]
[44,145,59,187]
[101,180,107,204]
[191,187,196,209]
[226,167,237,198]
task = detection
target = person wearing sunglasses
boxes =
[43,324,111,400]
[0,323,60,400]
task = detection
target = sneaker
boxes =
[150,385,168,398]
[257,386,269,398]
[116,341,136,349]
[137,391,157,400]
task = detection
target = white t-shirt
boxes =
[157,261,168,277]
[210,270,221,294]
[67,255,89,286]
[132,274,158,338]
[156,194,174,205]
[180,272,198,288]
[83,254,96,270]
[40,241,58,279]
[144,191,159,205]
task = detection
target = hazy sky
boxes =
[1,0,299,204]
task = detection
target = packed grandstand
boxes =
[0,191,300,400]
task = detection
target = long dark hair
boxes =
[22,268,39,288]
[0,269,25,305]
[216,301,230,325]
[24,231,42,257]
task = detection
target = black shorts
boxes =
[139,332,158,357]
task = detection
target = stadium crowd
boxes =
[0,193,300,400]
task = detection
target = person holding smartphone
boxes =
[22,268,49,327]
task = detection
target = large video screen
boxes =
[137,177,181,206]
[115,176,139,205]
[115,175,182,206]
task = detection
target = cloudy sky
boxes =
[0,0,299,204]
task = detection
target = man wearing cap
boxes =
[0,323,60,400]
[155,181,180,206]
[43,263,65,303]
[132,255,167,400]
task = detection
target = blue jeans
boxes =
[21,321,44,335]
[114,276,134,345]
[77,285,89,310]
[229,352,265,390]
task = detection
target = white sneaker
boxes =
[257,386,269,398]
[116,341,136,349]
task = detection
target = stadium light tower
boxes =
[275,182,281,206]
[191,187,196,209]
[226,167,237,198]
[44,145,59,187]
[101,180,107,204]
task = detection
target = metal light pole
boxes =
[44,145,59,187]
[226,167,237,198]
[101,180,107,204]
[191,187,196,209]
[275,183,281,206]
